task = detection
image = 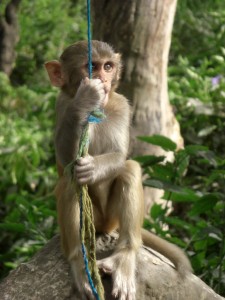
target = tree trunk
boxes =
[0,234,224,300]
[92,0,183,211]
[0,0,21,76]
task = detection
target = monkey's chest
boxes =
[88,121,116,156]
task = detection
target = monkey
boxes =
[45,40,192,300]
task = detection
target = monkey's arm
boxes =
[75,96,130,185]
[55,79,106,167]
[75,152,126,184]
[54,96,84,167]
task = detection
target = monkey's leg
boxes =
[98,160,144,300]
[55,177,95,300]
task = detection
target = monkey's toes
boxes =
[97,258,114,274]
[112,272,136,300]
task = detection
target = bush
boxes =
[0,0,87,278]
[11,0,87,86]
[136,135,225,295]
[0,72,57,278]
[140,2,225,294]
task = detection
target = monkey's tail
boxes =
[141,228,192,277]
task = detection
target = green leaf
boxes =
[138,135,177,151]
[4,262,18,269]
[208,233,222,242]
[194,240,207,251]
[152,162,174,180]
[165,216,194,231]
[143,179,169,190]
[175,150,190,177]
[189,194,219,216]
[191,252,206,270]
[134,155,165,166]
[199,151,218,167]
[144,179,199,202]
[185,145,208,155]
[166,236,188,248]
[198,125,217,137]
[0,223,26,233]
[165,189,200,202]
[150,204,166,220]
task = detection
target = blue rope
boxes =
[87,0,92,79]
[88,115,102,123]
[79,1,101,300]
[86,0,106,125]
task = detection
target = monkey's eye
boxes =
[85,62,97,71]
[92,62,97,70]
[104,62,113,72]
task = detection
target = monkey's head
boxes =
[45,40,122,97]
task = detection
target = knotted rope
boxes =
[77,121,104,300]
[66,1,105,299]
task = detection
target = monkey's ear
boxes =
[44,60,65,87]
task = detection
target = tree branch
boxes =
[5,0,22,25]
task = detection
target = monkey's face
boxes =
[81,59,117,106]
[45,41,122,99]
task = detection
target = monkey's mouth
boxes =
[104,85,110,94]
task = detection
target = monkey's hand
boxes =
[75,78,107,111]
[75,155,97,185]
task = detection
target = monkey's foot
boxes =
[98,250,136,300]
[83,282,97,300]
[70,260,96,300]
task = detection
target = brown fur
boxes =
[45,40,192,300]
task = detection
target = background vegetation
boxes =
[0,0,224,296]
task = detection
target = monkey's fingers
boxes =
[75,163,95,179]
[76,169,93,178]
[76,171,94,185]
[82,77,90,84]
[89,79,106,94]
[97,258,114,274]
[76,156,94,166]
[76,163,93,171]
[89,78,104,86]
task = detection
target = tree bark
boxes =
[0,234,224,300]
[92,0,183,210]
[0,0,21,76]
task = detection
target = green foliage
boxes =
[0,72,58,277]
[1,0,87,280]
[171,0,225,65]
[168,52,225,155]
[137,135,225,295]
[138,135,177,152]
[140,2,225,295]
[0,0,225,296]
[11,0,87,86]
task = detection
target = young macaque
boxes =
[45,40,192,300]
